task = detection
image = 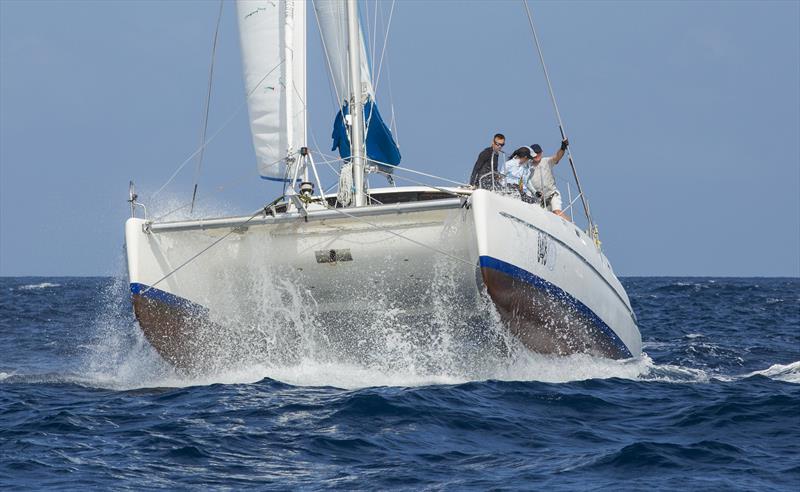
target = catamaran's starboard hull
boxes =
[125,190,641,371]
[472,190,641,359]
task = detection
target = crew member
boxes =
[526,139,570,220]
[502,146,533,196]
[470,133,505,189]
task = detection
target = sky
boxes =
[1,0,798,277]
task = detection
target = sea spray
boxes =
[79,255,658,390]
[73,244,799,391]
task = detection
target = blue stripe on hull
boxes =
[478,256,633,358]
[130,283,201,311]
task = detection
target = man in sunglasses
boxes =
[469,133,506,189]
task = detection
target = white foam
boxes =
[743,361,800,384]
[77,337,666,390]
[18,282,60,290]
[73,260,693,390]
[640,362,712,383]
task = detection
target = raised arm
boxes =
[551,138,569,165]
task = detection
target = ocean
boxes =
[1,276,798,490]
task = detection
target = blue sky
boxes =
[1,0,798,277]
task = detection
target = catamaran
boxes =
[124,0,641,372]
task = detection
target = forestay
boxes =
[236,0,307,181]
[314,0,401,168]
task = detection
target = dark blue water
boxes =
[1,276,798,490]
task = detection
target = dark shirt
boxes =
[470,147,500,187]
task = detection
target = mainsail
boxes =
[236,0,306,181]
[313,0,401,168]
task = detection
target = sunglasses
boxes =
[493,141,505,147]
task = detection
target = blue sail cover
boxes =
[331,100,401,172]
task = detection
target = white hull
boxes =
[125,187,641,370]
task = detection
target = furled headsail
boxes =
[236,0,306,181]
[313,0,401,168]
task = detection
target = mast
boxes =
[346,0,366,207]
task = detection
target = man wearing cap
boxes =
[526,139,570,220]
[470,133,506,189]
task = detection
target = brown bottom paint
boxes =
[481,268,627,359]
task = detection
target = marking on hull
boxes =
[479,256,634,358]
[498,211,633,316]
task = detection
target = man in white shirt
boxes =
[526,139,570,220]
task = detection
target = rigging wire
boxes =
[326,207,476,269]
[311,0,344,109]
[153,169,259,223]
[371,0,396,97]
[366,157,469,187]
[522,0,595,238]
[140,207,267,296]
[376,171,470,199]
[384,38,399,140]
[153,150,344,224]
[370,0,379,88]
[363,0,396,143]
[153,155,295,223]
[378,0,400,143]
[365,0,376,86]
[150,58,285,201]
[190,0,224,215]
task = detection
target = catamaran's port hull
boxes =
[125,188,641,370]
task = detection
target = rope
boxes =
[190,0,224,214]
[337,162,354,205]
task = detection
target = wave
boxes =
[6,357,800,391]
[743,361,800,384]
[15,351,718,391]
[69,351,658,391]
[18,282,61,290]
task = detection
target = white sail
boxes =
[313,0,373,104]
[236,0,306,181]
